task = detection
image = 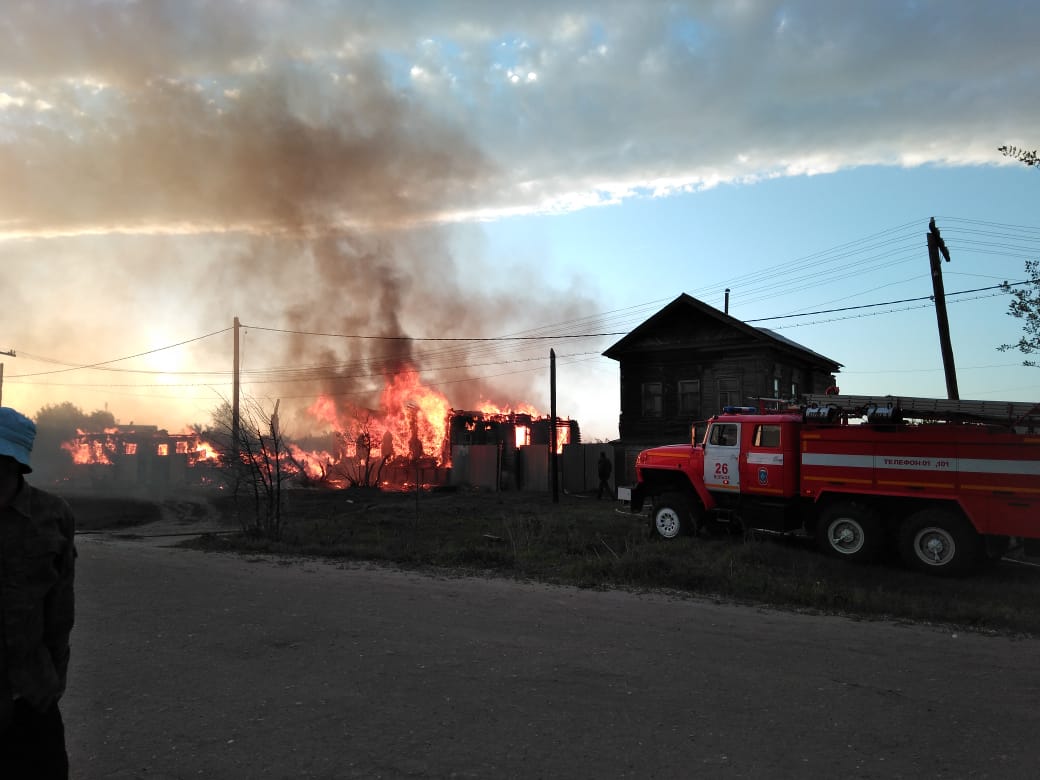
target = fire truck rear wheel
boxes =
[899,508,981,576]
[651,493,696,540]
[817,501,883,562]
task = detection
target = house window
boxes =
[642,382,663,417]
[717,376,740,410]
[753,424,781,448]
[678,380,701,415]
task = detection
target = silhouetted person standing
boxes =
[0,407,76,779]
[596,451,613,500]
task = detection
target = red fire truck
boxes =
[630,394,1040,575]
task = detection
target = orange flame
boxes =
[478,400,541,417]
[61,428,117,465]
[555,420,572,453]
[308,365,450,463]
[287,443,335,480]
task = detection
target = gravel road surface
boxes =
[63,532,1039,779]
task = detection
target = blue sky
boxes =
[1,1,1037,443]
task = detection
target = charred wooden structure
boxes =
[448,411,580,449]
[61,425,219,489]
[447,410,580,491]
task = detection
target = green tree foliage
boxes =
[999,145,1039,167]
[1000,259,1040,367]
[998,145,1039,366]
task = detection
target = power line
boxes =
[11,328,233,378]
[7,280,1035,387]
[8,217,1038,391]
[746,281,1031,324]
[240,324,626,341]
[767,291,1006,331]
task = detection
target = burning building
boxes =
[59,401,580,494]
[448,410,580,491]
[61,425,221,490]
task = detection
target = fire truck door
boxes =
[703,422,741,492]
[741,423,788,497]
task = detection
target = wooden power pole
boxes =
[927,218,959,400]
[232,317,241,452]
[0,349,15,407]
[550,349,559,504]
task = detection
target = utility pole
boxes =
[550,349,559,504]
[232,317,241,452]
[927,218,959,400]
[0,349,15,407]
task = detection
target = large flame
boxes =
[61,427,118,465]
[381,371,450,460]
[287,443,336,480]
[308,365,450,463]
[477,400,541,416]
[57,365,573,485]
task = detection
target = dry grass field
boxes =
[66,486,1040,636]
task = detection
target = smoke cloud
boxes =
[1,3,600,437]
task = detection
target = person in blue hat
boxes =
[0,407,76,779]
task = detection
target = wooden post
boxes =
[550,349,558,503]
[928,219,959,400]
[0,350,16,407]
[232,316,241,452]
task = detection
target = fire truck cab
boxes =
[632,395,1040,576]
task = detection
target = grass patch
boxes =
[177,488,1040,636]
[63,492,162,531]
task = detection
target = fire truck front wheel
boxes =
[650,493,697,539]
[817,501,883,562]
[899,508,981,576]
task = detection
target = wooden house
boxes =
[603,293,842,446]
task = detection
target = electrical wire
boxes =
[6,218,1037,396]
[11,328,234,378]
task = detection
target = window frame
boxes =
[641,382,663,418]
[678,379,701,415]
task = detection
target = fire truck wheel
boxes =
[650,493,696,539]
[817,501,883,562]
[899,508,981,576]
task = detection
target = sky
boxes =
[1,0,1038,444]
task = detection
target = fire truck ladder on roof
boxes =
[802,393,1040,428]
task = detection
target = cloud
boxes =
[1,0,1035,434]
[2,1,1036,235]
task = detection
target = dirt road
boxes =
[63,532,1038,779]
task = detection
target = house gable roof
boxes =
[602,293,842,370]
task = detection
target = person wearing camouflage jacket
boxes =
[0,407,76,779]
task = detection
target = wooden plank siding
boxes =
[604,294,841,447]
